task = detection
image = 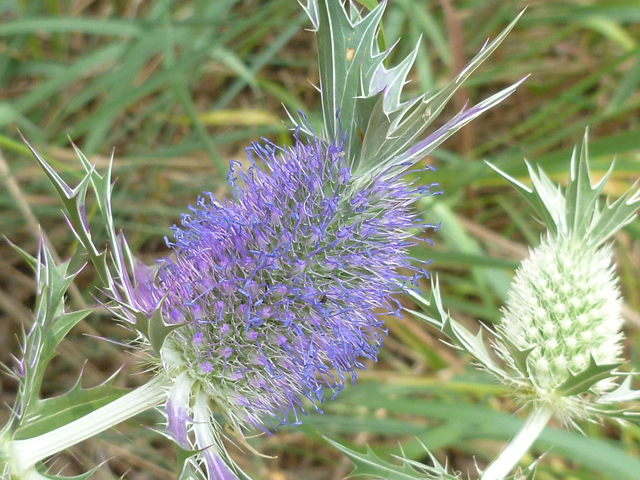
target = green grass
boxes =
[1,0,640,479]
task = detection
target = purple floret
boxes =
[149,132,436,433]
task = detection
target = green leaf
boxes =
[515,458,542,480]
[25,140,110,284]
[402,452,463,480]
[323,436,431,479]
[407,279,509,383]
[70,144,127,287]
[209,46,259,93]
[607,46,640,113]
[132,305,184,355]
[486,159,564,239]
[27,141,150,331]
[353,12,524,183]
[177,461,206,480]
[599,375,640,403]
[14,44,127,114]
[176,446,206,480]
[555,355,621,397]
[355,0,379,11]
[5,239,38,270]
[303,0,516,180]
[15,243,91,425]
[487,129,640,247]
[312,0,387,160]
[0,17,143,37]
[47,309,94,357]
[27,134,173,354]
[499,335,535,377]
[14,371,128,440]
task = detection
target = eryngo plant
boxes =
[0,2,521,479]
[409,131,640,480]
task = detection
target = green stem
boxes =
[482,405,552,480]
[9,375,168,476]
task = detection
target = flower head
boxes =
[495,234,624,420]
[488,132,640,423]
[414,130,640,428]
[148,132,434,435]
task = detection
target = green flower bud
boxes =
[413,131,640,428]
[486,131,640,424]
[496,235,623,416]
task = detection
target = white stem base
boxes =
[482,405,552,480]
[9,375,168,476]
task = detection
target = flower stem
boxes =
[9,375,168,475]
[482,405,552,480]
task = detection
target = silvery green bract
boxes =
[0,2,522,480]
[298,1,524,183]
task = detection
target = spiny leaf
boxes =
[34,460,105,480]
[27,141,153,332]
[6,238,38,270]
[405,278,447,330]
[303,1,524,180]
[486,159,565,239]
[402,452,462,480]
[354,12,525,183]
[358,78,525,185]
[488,129,640,246]
[177,460,207,480]
[440,316,507,381]
[555,355,621,397]
[15,370,127,440]
[598,375,640,403]
[566,132,608,238]
[111,274,183,353]
[133,306,184,355]
[513,458,542,480]
[566,129,640,245]
[16,242,91,424]
[407,279,508,382]
[70,144,124,272]
[499,335,535,378]
[312,0,387,161]
[176,446,207,480]
[324,436,429,479]
[25,140,111,287]
[26,140,138,310]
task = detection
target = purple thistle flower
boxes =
[143,131,436,438]
[13,3,522,479]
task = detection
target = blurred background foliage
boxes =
[1,0,640,479]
